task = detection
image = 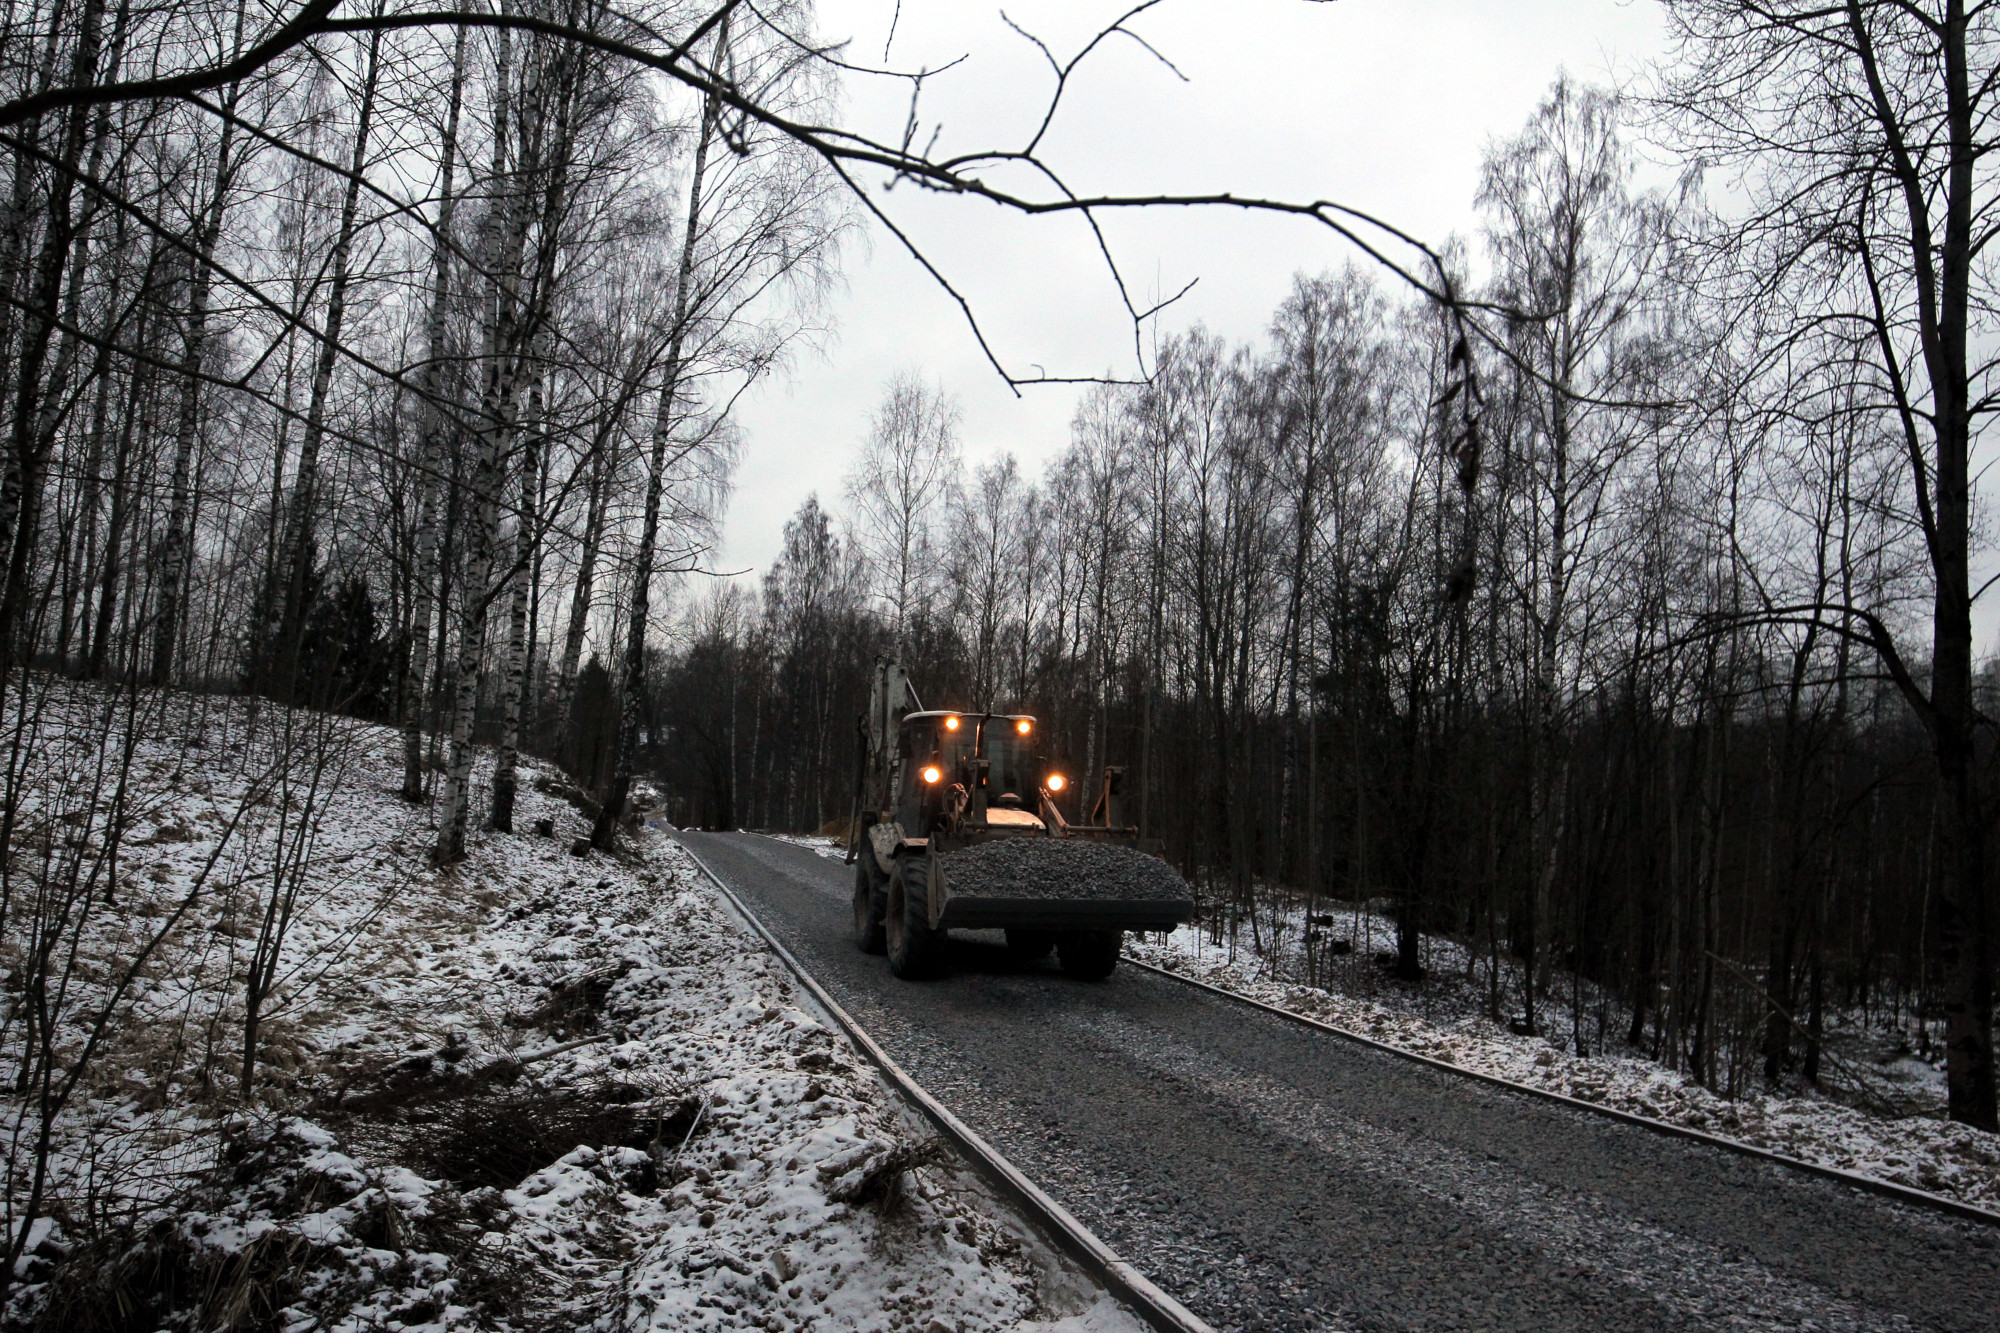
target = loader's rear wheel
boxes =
[885,856,945,979]
[1057,929,1121,981]
[852,856,886,954]
[1004,928,1055,963]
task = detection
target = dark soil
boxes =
[532,771,599,818]
[323,1051,691,1193]
[939,837,1190,901]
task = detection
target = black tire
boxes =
[1004,928,1056,962]
[1057,929,1121,981]
[852,856,886,954]
[885,855,945,979]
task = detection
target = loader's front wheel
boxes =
[1057,929,1121,981]
[885,856,944,979]
[852,857,886,954]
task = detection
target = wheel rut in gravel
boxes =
[677,830,2000,1333]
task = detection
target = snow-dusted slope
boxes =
[0,680,1142,1332]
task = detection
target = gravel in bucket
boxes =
[939,837,1189,901]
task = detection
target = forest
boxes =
[0,10,1992,1298]
[646,60,2000,1127]
[661,235,1989,1115]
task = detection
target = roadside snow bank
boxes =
[769,833,848,862]
[1128,928,2000,1210]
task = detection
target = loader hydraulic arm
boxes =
[846,712,868,864]
[1039,787,1070,835]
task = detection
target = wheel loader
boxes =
[846,658,1193,980]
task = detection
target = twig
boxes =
[674,1096,707,1156]
[515,1033,612,1065]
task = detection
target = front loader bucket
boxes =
[931,835,1192,934]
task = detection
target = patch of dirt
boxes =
[324,1055,699,1194]
[517,962,634,1036]
[531,772,600,819]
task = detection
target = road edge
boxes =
[1124,957,2000,1229]
[671,833,1217,1333]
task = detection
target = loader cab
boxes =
[896,710,1050,838]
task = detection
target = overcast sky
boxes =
[715,0,1667,592]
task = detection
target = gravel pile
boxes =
[939,836,1190,901]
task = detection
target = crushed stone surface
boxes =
[685,830,2000,1333]
[1129,915,2000,1212]
[940,837,1191,902]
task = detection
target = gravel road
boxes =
[676,830,1999,1333]
[941,836,1191,901]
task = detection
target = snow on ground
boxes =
[767,834,849,863]
[0,679,1141,1331]
[1127,907,2000,1211]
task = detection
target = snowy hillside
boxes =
[0,679,1138,1331]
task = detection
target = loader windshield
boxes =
[897,710,1041,810]
[981,720,1036,802]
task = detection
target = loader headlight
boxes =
[944,716,961,731]
[1015,719,1032,735]
[1045,773,1065,793]
[922,765,943,785]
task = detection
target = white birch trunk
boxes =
[489,350,543,832]
[435,11,532,865]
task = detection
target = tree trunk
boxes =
[403,25,467,802]
[591,15,728,849]
[435,11,530,865]
[148,104,239,686]
[88,293,154,681]
[557,341,650,721]
[263,28,383,700]
[49,43,126,675]
[0,0,106,684]
[489,351,544,832]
